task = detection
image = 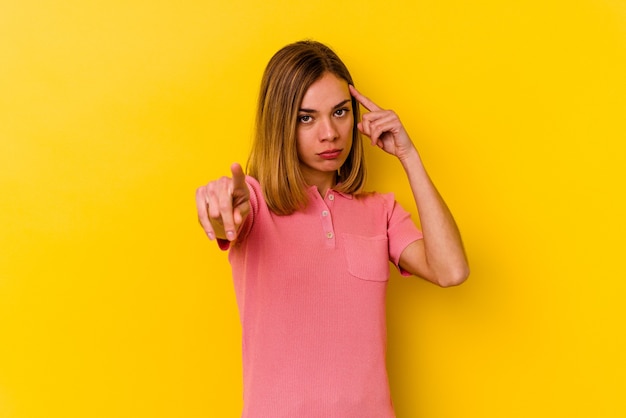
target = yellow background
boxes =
[1,0,625,417]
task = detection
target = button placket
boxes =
[320,194,335,248]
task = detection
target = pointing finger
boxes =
[230,163,246,194]
[349,85,382,112]
[229,162,250,233]
[215,186,237,241]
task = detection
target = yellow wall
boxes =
[1,0,625,417]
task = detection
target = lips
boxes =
[318,149,342,159]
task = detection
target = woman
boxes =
[196,40,469,417]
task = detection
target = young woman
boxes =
[195,40,469,417]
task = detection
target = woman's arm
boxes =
[396,151,469,287]
[350,85,469,287]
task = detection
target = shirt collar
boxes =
[306,185,354,200]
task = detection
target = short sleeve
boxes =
[385,194,423,276]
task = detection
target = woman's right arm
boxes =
[195,163,250,242]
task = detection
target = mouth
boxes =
[318,149,342,160]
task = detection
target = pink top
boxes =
[220,177,423,418]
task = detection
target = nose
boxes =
[318,117,338,142]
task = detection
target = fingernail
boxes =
[226,231,235,241]
[207,232,215,240]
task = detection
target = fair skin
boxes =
[195,72,469,287]
[295,72,354,196]
[349,84,468,287]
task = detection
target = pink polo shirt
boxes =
[220,176,423,418]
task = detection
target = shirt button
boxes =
[326,232,334,239]
[322,210,329,217]
[328,194,334,201]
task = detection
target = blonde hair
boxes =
[247,40,365,215]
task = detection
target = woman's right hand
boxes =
[195,163,250,241]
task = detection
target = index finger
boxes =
[230,162,247,193]
[349,85,382,112]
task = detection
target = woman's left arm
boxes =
[350,85,469,287]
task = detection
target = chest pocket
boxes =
[342,233,390,282]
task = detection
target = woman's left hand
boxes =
[349,85,417,162]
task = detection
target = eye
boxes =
[298,114,313,124]
[334,108,350,118]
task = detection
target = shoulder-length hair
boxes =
[247,40,365,215]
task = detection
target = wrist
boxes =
[398,146,421,168]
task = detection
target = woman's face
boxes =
[295,72,354,190]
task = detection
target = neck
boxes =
[303,171,336,197]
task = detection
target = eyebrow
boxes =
[298,99,351,114]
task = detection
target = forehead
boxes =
[300,72,350,108]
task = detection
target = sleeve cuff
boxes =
[217,238,230,251]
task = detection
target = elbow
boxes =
[435,264,470,288]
